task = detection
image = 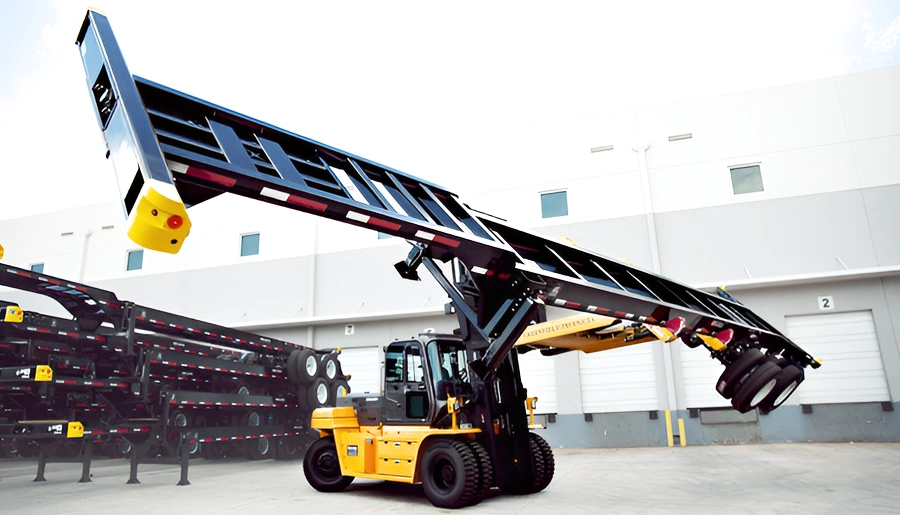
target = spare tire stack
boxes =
[287,349,351,411]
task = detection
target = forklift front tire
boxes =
[421,439,479,509]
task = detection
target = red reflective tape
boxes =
[186,166,237,187]
[485,269,495,277]
[614,311,628,318]
[564,301,580,308]
[15,270,32,277]
[48,278,61,285]
[75,285,87,292]
[432,235,460,248]
[36,327,51,333]
[287,194,327,212]
[367,217,401,231]
[596,308,610,314]
[136,316,145,320]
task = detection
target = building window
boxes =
[241,233,260,256]
[30,263,44,274]
[126,250,143,271]
[541,191,568,218]
[730,165,763,195]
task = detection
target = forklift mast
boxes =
[76,10,818,492]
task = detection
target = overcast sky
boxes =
[1,0,898,222]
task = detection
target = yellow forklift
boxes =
[75,10,820,508]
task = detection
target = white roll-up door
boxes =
[517,350,558,414]
[337,347,382,394]
[680,344,730,408]
[580,343,660,413]
[785,311,890,405]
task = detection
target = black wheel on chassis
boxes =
[308,377,330,409]
[243,410,273,460]
[303,438,354,492]
[320,353,341,380]
[529,432,555,493]
[716,348,768,399]
[757,364,804,414]
[465,440,494,502]
[731,361,783,413]
[421,439,480,509]
[287,350,301,383]
[294,350,319,384]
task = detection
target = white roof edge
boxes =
[231,306,447,331]
[694,265,900,292]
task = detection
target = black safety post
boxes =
[34,444,48,482]
[176,432,190,486]
[79,440,93,482]
[127,443,140,484]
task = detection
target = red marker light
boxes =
[665,317,686,335]
[716,328,734,345]
[167,215,183,229]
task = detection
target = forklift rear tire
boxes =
[421,439,479,509]
[757,365,804,414]
[529,432,555,492]
[730,361,782,413]
[716,348,767,399]
[303,438,354,492]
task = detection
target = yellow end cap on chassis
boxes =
[67,421,85,439]
[0,243,4,260]
[3,305,24,323]
[126,181,192,254]
[34,365,53,382]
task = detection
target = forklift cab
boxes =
[381,336,472,426]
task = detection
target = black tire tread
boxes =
[529,432,554,492]
[717,348,767,399]
[466,440,494,501]
[421,439,479,509]
[757,365,804,414]
[731,361,782,413]
[303,438,354,492]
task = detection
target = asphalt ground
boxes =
[0,442,897,514]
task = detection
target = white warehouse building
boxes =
[2,64,899,447]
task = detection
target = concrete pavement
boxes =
[0,443,897,514]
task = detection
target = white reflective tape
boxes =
[261,187,290,201]
[167,160,188,174]
[346,211,370,223]
[554,299,567,306]
[471,266,488,275]
[587,306,598,312]
[415,231,435,241]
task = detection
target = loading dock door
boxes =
[580,344,660,413]
[785,311,890,405]
[680,343,731,409]
[337,346,382,395]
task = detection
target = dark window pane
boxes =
[730,165,763,194]
[385,345,404,382]
[126,250,143,271]
[241,233,260,256]
[541,191,568,218]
